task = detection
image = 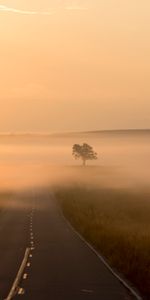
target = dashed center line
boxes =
[18,288,25,295]
[27,262,31,267]
[23,273,28,280]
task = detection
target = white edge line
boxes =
[60,210,143,300]
[5,248,30,300]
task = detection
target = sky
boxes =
[0,0,150,132]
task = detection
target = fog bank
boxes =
[0,130,149,191]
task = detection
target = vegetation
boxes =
[72,143,98,166]
[56,186,150,299]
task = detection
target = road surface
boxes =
[0,190,140,300]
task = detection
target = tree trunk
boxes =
[82,159,86,167]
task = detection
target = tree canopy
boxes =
[72,143,98,166]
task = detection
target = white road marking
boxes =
[23,273,28,280]
[62,214,143,300]
[82,289,93,293]
[5,248,30,300]
[27,262,31,267]
[18,288,25,295]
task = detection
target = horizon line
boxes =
[0,129,149,136]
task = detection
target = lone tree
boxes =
[72,143,98,166]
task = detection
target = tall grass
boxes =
[56,186,150,299]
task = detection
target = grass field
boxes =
[56,184,150,299]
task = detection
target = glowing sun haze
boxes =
[0,0,150,132]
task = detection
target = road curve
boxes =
[0,191,139,300]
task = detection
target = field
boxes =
[55,178,150,300]
[0,131,150,299]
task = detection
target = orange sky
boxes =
[0,0,150,132]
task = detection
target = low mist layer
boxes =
[0,130,150,191]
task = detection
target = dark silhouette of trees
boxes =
[72,143,98,166]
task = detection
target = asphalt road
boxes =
[0,191,139,300]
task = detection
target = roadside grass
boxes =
[56,186,150,299]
